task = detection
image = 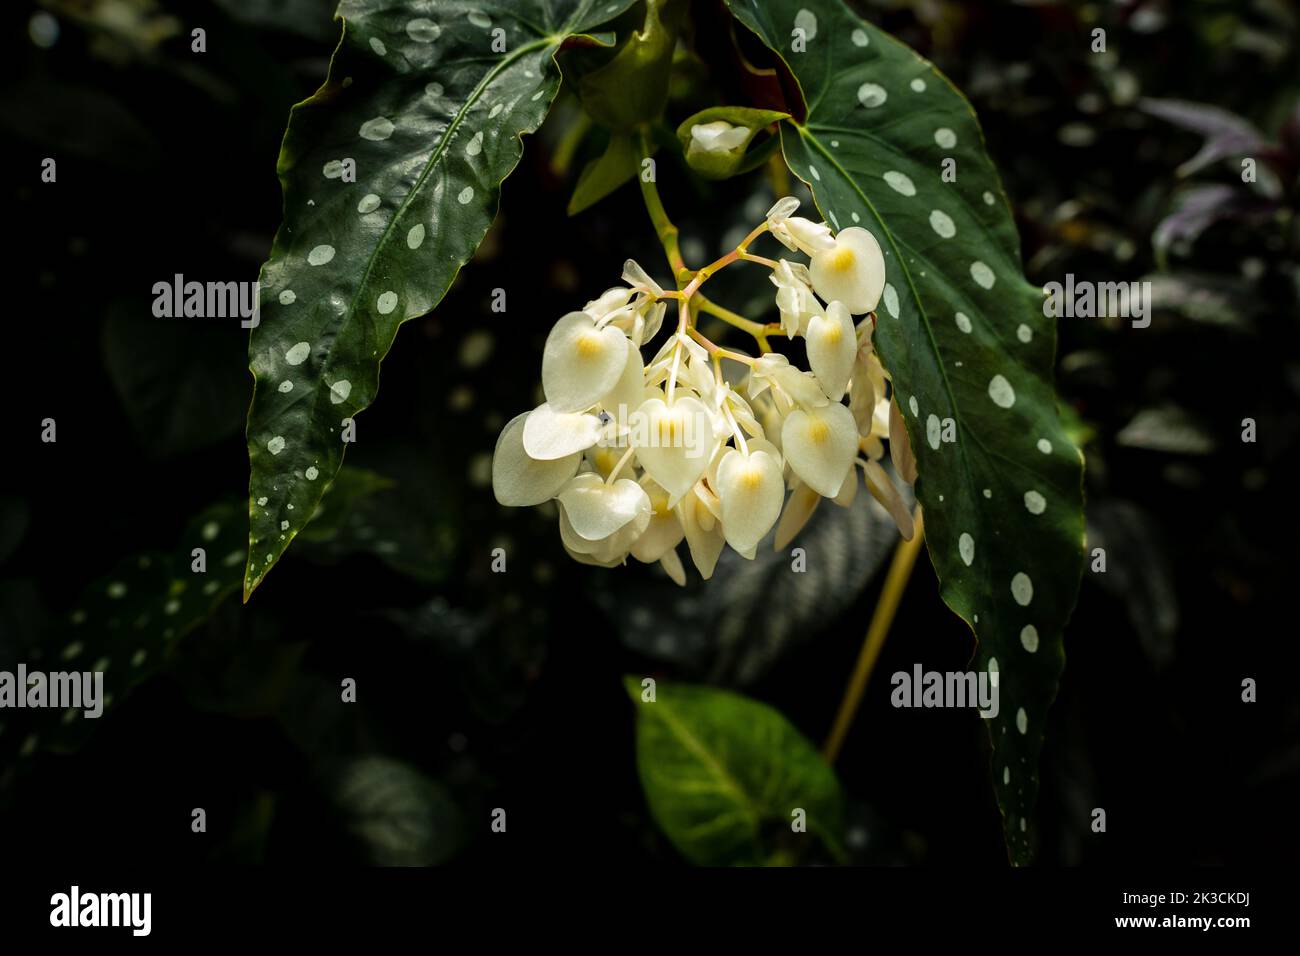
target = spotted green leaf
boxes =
[724,0,1085,863]
[2,469,396,759]
[625,677,845,866]
[244,0,638,599]
[6,502,246,757]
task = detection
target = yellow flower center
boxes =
[808,419,831,444]
[575,332,604,358]
[828,246,856,272]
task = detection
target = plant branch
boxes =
[636,127,686,280]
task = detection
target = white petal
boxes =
[542,311,630,412]
[557,473,650,542]
[678,494,725,579]
[599,338,646,421]
[621,259,663,296]
[810,227,886,314]
[521,403,602,460]
[630,396,715,499]
[716,448,785,553]
[491,412,581,506]
[773,481,821,550]
[806,301,857,401]
[781,402,859,497]
[583,286,633,321]
[659,548,687,586]
[630,478,686,562]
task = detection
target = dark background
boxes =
[2,0,1297,866]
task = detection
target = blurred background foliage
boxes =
[1,0,1296,865]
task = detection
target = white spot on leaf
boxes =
[307,245,335,266]
[988,374,1016,408]
[883,171,915,196]
[1020,625,1040,653]
[929,210,956,239]
[1011,572,1033,606]
[857,83,887,108]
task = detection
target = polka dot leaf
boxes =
[245,0,639,600]
[625,677,846,865]
[726,0,1085,864]
[3,502,246,757]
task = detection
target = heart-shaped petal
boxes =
[521,403,602,461]
[716,448,785,554]
[630,396,716,500]
[491,412,581,507]
[810,226,886,315]
[781,402,858,497]
[542,311,631,412]
[807,300,857,401]
[557,473,650,542]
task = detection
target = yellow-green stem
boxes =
[636,127,686,279]
[822,506,926,765]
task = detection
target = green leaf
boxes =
[567,130,639,215]
[575,0,682,129]
[10,501,248,757]
[4,468,395,758]
[624,677,845,865]
[330,756,464,866]
[724,0,1085,864]
[244,0,638,599]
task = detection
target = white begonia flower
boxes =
[809,226,886,315]
[542,311,632,413]
[493,186,904,581]
[715,447,785,554]
[631,394,717,501]
[521,403,604,460]
[806,300,857,401]
[630,476,686,563]
[491,412,581,507]
[781,401,859,497]
[773,480,821,550]
[557,472,651,544]
[687,120,751,159]
[766,197,836,256]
